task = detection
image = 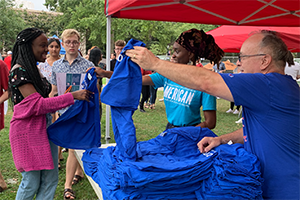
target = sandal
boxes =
[144,103,149,109]
[64,188,75,199]
[150,104,155,109]
[62,148,68,153]
[0,186,7,193]
[72,175,84,185]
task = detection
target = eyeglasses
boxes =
[114,48,123,51]
[238,54,266,62]
[64,41,79,46]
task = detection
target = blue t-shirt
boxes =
[221,72,300,199]
[150,73,216,127]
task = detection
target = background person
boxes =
[139,68,152,112]
[226,102,240,114]
[212,60,226,73]
[8,27,91,200]
[0,59,9,193]
[149,71,158,109]
[88,47,104,120]
[0,60,9,132]
[4,51,12,71]
[285,51,300,80]
[125,30,299,199]
[110,40,126,72]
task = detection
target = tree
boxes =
[45,0,106,54]
[0,0,25,53]
[20,10,63,37]
[44,0,220,55]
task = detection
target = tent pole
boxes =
[105,15,111,144]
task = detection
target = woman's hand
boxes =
[71,90,94,101]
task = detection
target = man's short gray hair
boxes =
[259,30,290,68]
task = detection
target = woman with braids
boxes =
[8,28,93,199]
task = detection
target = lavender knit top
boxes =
[10,92,74,172]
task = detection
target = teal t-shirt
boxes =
[150,73,216,127]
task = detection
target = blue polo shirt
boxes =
[221,72,300,199]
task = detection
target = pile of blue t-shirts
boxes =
[82,126,263,200]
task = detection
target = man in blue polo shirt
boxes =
[126,30,299,199]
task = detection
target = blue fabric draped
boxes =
[47,68,101,149]
[101,39,146,160]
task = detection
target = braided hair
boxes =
[175,29,224,67]
[11,27,49,98]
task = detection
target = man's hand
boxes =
[197,137,222,153]
[71,89,94,101]
[125,46,160,71]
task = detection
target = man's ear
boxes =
[260,54,271,70]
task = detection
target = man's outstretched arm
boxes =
[126,47,234,102]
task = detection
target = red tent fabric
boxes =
[105,0,300,27]
[207,26,300,52]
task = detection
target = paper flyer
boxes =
[56,73,86,95]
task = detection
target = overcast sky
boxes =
[28,0,48,11]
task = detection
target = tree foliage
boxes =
[0,0,25,52]
[20,11,63,37]
[44,0,219,55]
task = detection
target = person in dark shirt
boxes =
[110,40,126,71]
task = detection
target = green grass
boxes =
[0,91,242,199]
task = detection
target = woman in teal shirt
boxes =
[143,29,224,129]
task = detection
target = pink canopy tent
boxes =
[207,25,300,53]
[105,0,300,27]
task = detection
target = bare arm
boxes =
[197,128,244,153]
[142,75,154,85]
[126,47,233,102]
[196,110,216,129]
[0,91,9,104]
[86,67,113,78]
[49,84,58,98]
